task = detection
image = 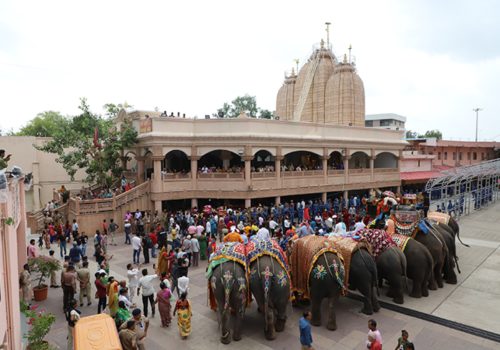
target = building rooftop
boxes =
[365,113,407,122]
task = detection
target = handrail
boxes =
[374,168,398,173]
[349,168,371,174]
[198,172,244,179]
[251,171,276,179]
[282,170,323,177]
[162,172,192,180]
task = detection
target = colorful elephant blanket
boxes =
[206,242,249,311]
[427,211,451,225]
[390,234,411,252]
[290,235,345,299]
[246,237,291,290]
[329,236,371,288]
[358,229,397,259]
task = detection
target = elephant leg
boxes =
[219,306,231,344]
[326,292,339,331]
[310,297,322,327]
[371,286,381,312]
[264,305,276,340]
[444,257,458,284]
[409,277,423,298]
[232,307,243,341]
[274,301,288,332]
[357,279,374,315]
[434,260,444,288]
[421,277,429,297]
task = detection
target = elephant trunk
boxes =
[262,266,274,338]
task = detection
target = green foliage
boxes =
[21,301,56,350]
[16,111,69,137]
[28,256,62,288]
[217,95,275,119]
[36,98,138,187]
[405,129,443,140]
[103,101,133,118]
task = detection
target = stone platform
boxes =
[35,202,500,349]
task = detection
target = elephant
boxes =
[358,229,407,304]
[329,236,380,315]
[429,222,459,284]
[348,248,381,314]
[289,235,344,330]
[207,242,249,344]
[394,236,434,298]
[249,255,290,340]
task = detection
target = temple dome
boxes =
[325,60,365,126]
[276,70,297,120]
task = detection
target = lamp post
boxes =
[473,107,482,142]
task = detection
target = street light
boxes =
[473,108,482,142]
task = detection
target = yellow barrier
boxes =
[74,314,122,350]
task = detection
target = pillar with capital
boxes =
[275,146,283,188]
[152,155,163,192]
[136,156,146,184]
[343,149,350,184]
[243,155,253,187]
[245,198,251,208]
[322,147,329,184]
[370,149,375,181]
[191,198,198,209]
[154,200,162,213]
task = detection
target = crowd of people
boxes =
[24,188,425,349]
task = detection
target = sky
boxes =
[0,0,499,140]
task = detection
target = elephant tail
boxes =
[360,248,379,297]
[392,246,408,293]
[262,264,272,332]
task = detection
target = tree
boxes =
[405,130,418,139]
[422,129,443,140]
[217,95,276,119]
[36,98,138,187]
[103,101,133,118]
[16,111,69,137]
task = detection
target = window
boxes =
[481,152,485,160]
[438,152,441,160]
[459,152,462,160]
[418,160,421,167]
[467,152,471,160]
[444,152,448,160]
[380,120,391,126]
[365,121,373,127]
[452,152,456,160]
[473,152,477,160]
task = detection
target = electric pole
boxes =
[473,108,482,142]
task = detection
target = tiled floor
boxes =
[36,201,500,349]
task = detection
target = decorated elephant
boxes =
[247,237,291,340]
[391,234,434,297]
[289,235,345,330]
[329,236,380,315]
[206,242,249,344]
[357,229,407,304]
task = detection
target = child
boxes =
[49,250,60,288]
[38,232,44,249]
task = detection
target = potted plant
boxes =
[28,256,61,301]
[21,301,56,350]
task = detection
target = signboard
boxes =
[139,118,152,133]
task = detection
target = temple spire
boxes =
[325,22,331,47]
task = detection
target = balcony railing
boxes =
[348,168,371,174]
[162,172,192,180]
[251,171,277,178]
[282,170,323,177]
[198,172,244,179]
[328,169,344,176]
[374,167,398,173]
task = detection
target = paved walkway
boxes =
[34,203,500,349]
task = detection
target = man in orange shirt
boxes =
[223,229,243,243]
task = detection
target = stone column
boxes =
[322,147,329,185]
[136,156,146,184]
[191,198,198,209]
[275,196,281,206]
[343,190,349,208]
[152,156,163,192]
[275,146,283,189]
[343,152,351,184]
[243,155,253,187]
[154,200,162,213]
[322,192,327,202]
[370,149,375,182]
[120,156,128,171]
[245,198,251,208]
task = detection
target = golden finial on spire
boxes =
[348,44,352,63]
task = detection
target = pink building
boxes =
[0,176,27,350]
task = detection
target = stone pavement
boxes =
[34,203,500,349]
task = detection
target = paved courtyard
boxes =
[34,201,500,349]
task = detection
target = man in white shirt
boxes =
[127,263,139,302]
[138,268,158,318]
[333,218,347,236]
[269,219,279,235]
[256,225,270,241]
[177,275,190,297]
[119,287,134,310]
[353,218,366,234]
[190,236,200,267]
[131,234,142,264]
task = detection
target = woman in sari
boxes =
[173,292,192,339]
[155,281,172,327]
[115,300,131,328]
[107,276,119,317]
[156,247,168,276]
[198,233,208,260]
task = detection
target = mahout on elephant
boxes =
[289,235,345,330]
[247,237,291,340]
[329,236,380,315]
[206,242,249,344]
